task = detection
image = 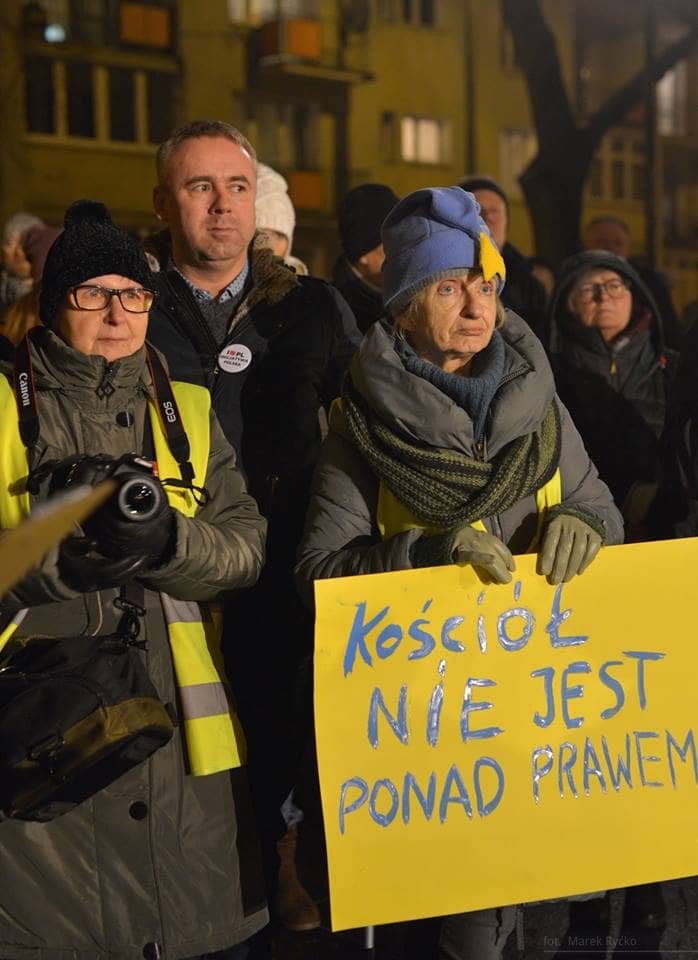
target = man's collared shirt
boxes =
[170,260,250,347]
[172,260,249,305]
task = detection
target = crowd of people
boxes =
[0,118,695,960]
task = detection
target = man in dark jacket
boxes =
[459,176,548,341]
[146,119,361,945]
[331,182,399,335]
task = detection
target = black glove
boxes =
[58,537,151,593]
[82,472,176,568]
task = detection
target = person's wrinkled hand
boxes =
[451,527,515,584]
[537,514,602,584]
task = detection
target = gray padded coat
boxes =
[296,313,623,594]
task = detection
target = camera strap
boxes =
[144,346,196,489]
[13,336,40,448]
[14,337,205,502]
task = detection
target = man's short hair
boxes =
[156,120,257,183]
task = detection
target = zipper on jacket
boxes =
[96,362,116,398]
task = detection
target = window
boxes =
[25,56,55,133]
[498,128,537,198]
[28,0,69,42]
[589,157,603,198]
[631,164,645,201]
[253,99,321,170]
[611,159,625,200]
[66,60,95,137]
[587,131,645,206]
[71,0,108,46]
[23,54,176,146]
[25,0,175,50]
[657,60,687,137]
[120,2,173,50]
[146,72,176,143]
[109,67,136,141]
[379,0,436,26]
[378,0,398,19]
[380,110,398,162]
[400,116,450,164]
[420,0,435,26]
[227,0,318,24]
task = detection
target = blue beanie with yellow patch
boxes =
[381,187,506,315]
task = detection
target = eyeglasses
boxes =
[70,285,158,313]
[574,279,629,304]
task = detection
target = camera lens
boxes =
[116,476,162,522]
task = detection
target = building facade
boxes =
[2,0,696,311]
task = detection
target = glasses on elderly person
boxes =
[574,278,630,304]
[69,284,158,313]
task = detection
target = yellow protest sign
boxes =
[314,539,698,931]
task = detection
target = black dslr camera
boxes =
[28,454,172,586]
[51,454,165,525]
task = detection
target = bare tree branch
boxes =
[586,27,698,147]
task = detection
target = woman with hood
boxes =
[548,251,678,539]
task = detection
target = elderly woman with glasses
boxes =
[548,250,678,538]
[296,188,622,959]
[0,201,268,958]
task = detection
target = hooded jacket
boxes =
[295,312,622,594]
[0,327,268,959]
[548,251,678,511]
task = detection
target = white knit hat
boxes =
[255,163,296,254]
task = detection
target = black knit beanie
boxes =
[40,199,154,327]
[458,177,509,211]
[339,183,399,262]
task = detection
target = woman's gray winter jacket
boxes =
[296,313,623,594]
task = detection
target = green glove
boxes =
[537,514,602,584]
[451,527,515,584]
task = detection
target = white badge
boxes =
[218,343,252,373]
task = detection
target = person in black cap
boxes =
[332,182,399,335]
[0,199,267,959]
[459,176,549,342]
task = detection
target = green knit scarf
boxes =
[342,379,562,528]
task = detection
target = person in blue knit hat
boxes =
[296,186,623,957]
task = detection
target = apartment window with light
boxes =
[227,0,319,24]
[400,116,450,164]
[657,60,687,137]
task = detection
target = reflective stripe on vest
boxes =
[376,470,562,548]
[0,374,244,776]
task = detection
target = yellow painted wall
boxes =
[345,3,466,198]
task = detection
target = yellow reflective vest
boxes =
[376,470,562,547]
[0,374,245,776]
